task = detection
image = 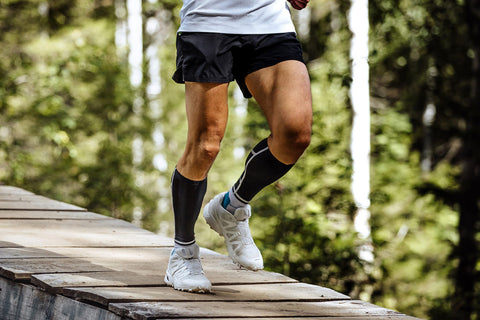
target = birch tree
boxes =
[348,0,373,263]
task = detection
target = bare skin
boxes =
[176,60,313,181]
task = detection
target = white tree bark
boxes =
[348,0,373,263]
[146,10,171,172]
[125,0,144,226]
[127,0,143,89]
[422,60,437,173]
[115,0,128,56]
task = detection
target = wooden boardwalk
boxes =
[0,185,420,319]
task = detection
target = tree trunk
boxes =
[421,59,437,174]
[127,0,143,89]
[348,0,373,264]
[453,0,480,318]
[115,0,128,56]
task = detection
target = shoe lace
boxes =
[225,219,254,246]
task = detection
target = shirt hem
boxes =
[178,24,296,35]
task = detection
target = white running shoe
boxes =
[164,243,212,293]
[203,193,263,270]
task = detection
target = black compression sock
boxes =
[231,138,293,204]
[171,169,207,245]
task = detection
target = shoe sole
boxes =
[164,272,211,293]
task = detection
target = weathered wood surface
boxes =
[31,268,297,294]
[108,301,415,319]
[0,218,173,248]
[0,186,422,320]
[62,283,349,306]
[0,186,34,195]
[0,196,85,211]
[0,209,110,220]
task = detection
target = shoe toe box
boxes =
[236,250,264,270]
[175,275,212,292]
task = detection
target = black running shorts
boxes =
[172,32,305,98]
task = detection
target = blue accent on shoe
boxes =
[222,192,230,209]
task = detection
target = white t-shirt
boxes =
[178,0,296,34]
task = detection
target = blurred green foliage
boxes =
[1,0,479,319]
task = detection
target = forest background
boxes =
[1,0,479,319]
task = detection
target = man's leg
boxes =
[203,60,312,271]
[166,82,229,293]
[173,81,229,246]
[225,60,312,211]
[246,59,312,164]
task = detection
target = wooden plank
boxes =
[0,247,67,259]
[0,252,173,280]
[0,234,172,248]
[62,283,350,307]
[0,246,223,259]
[0,209,111,220]
[0,248,174,277]
[163,318,420,320]
[32,272,163,292]
[1,244,297,289]
[0,248,172,279]
[108,300,410,319]
[0,277,122,320]
[0,186,34,195]
[2,250,295,286]
[0,259,112,281]
[0,218,152,234]
[0,186,85,211]
[0,219,173,248]
[0,247,175,260]
[0,194,70,201]
[31,267,297,293]
[0,194,52,201]
[0,247,210,269]
[0,199,85,211]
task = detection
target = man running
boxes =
[164,0,313,293]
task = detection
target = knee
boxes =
[193,130,224,163]
[269,124,311,165]
[296,126,312,150]
[199,138,222,162]
[178,130,224,180]
[284,124,312,153]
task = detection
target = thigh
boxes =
[245,60,312,139]
[177,81,230,180]
[233,32,304,99]
[184,81,229,139]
